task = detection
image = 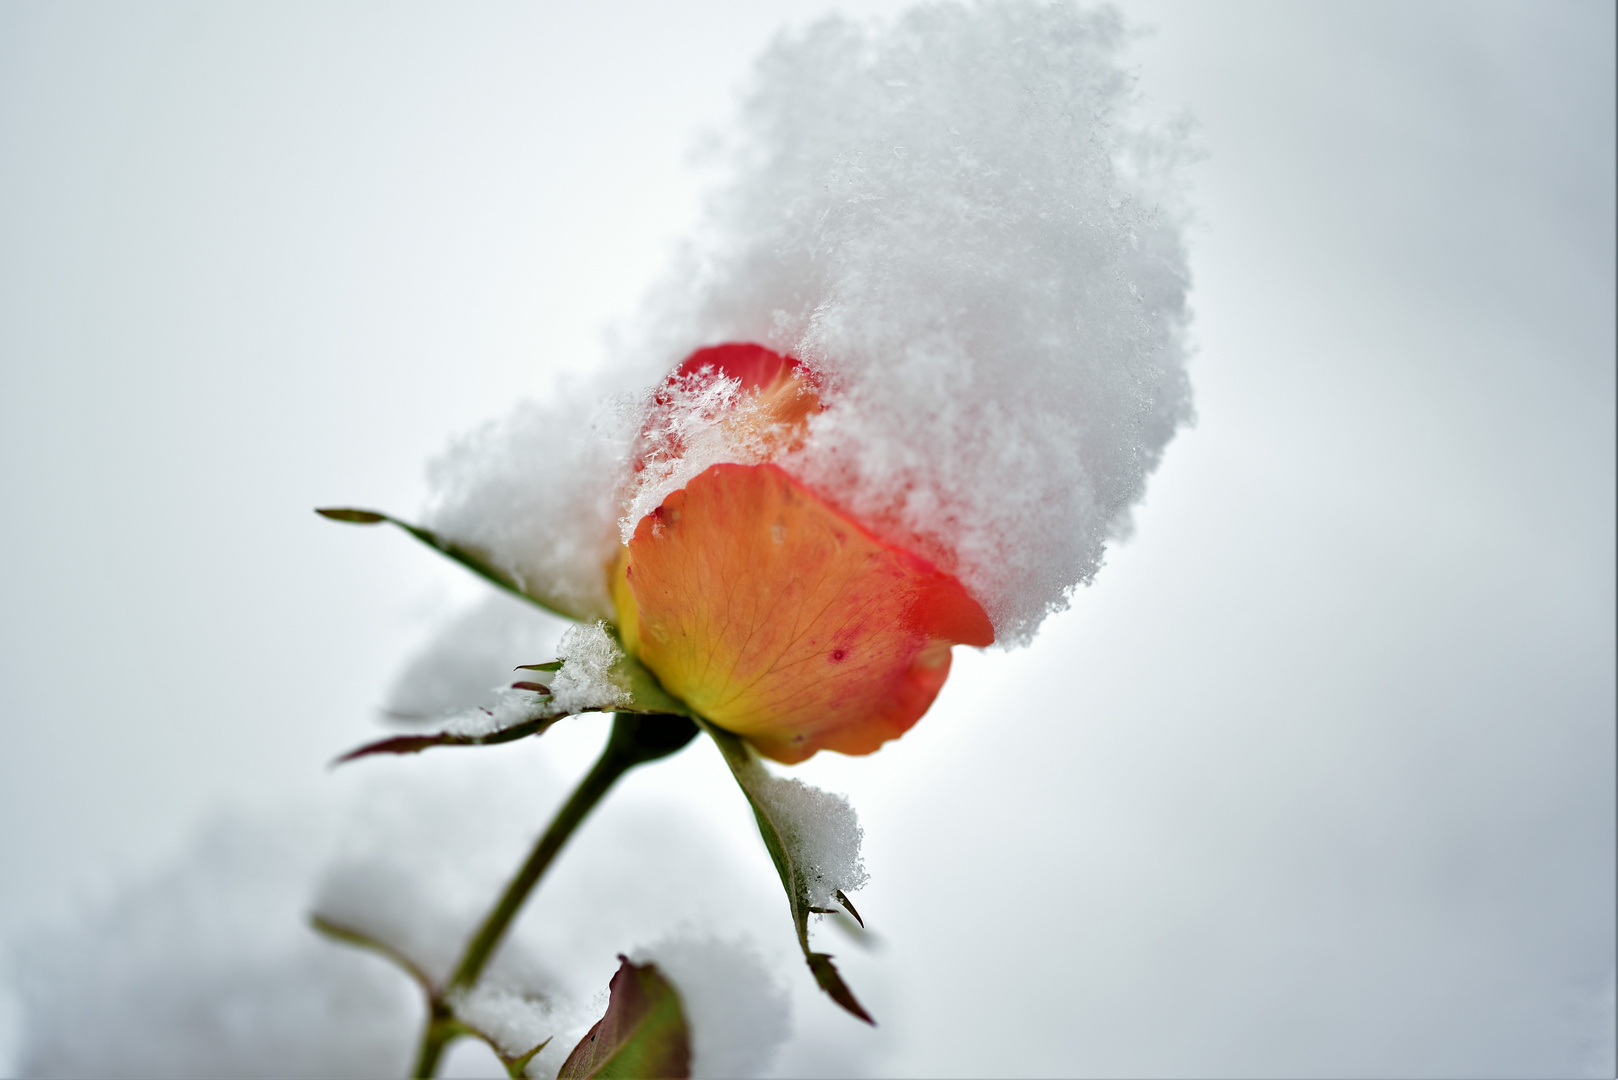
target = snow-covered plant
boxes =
[313,3,1194,1075]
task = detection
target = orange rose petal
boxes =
[617,462,992,763]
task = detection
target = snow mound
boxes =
[427,0,1194,648]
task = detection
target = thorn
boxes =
[511,681,552,694]
[835,889,865,928]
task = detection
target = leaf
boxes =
[315,507,388,523]
[809,952,874,1024]
[698,720,875,1025]
[503,1037,552,1078]
[314,506,582,621]
[309,914,434,993]
[558,956,690,1080]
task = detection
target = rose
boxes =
[611,344,993,763]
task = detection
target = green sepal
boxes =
[698,720,875,1025]
[332,635,691,766]
[309,914,433,993]
[315,506,583,622]
[605,636,694,717]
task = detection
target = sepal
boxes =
[333,644,693,765]
[699,720,875,1025]
[316,506,584,621]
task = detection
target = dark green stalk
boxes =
[410,1003,458,1079]
[410,711,698,1078]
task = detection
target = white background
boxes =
[1,2,1612,1075]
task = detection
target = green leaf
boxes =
[315,507,388,523]
[558,956,690,1080]
[698,721,875,1025]
[516,660,565,672]
[503,1036,552,1078]
[309,914,434,993]
[314,506,583,622]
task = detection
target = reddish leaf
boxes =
[331,716,555,765]
[559,956,690,1079]
[808,952,874,1025]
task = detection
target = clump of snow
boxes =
[435,691,544,738]
[645,1,1196,644]
[632,933,792,1079]
[6,738,829,1078]
[548,621,629,714]
[426,2,1193,648]
[755,774,869,909]
[383,592,565,724]
[379,602,626,743]
[446,983,554,1068]
[424,384,635,625]
[8,813,418,1078]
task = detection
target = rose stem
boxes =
[410,711,698,1079]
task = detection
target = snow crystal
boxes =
[427,2,1193,647]
[754,773,869,910]
[548,621,629,714]
[632,934,792,1080]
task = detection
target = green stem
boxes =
[410,711,698,1078]
[447,735,631,990]
[411,1004,455,1079]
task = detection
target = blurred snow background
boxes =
[0,1,1612,1077]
